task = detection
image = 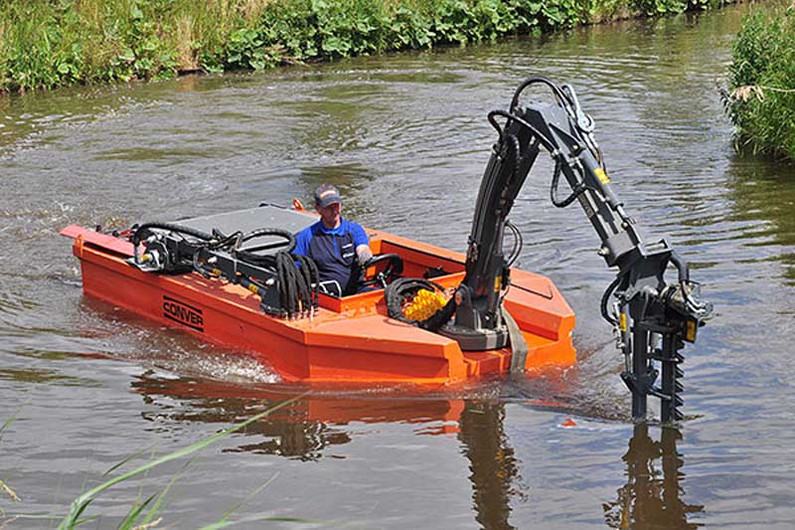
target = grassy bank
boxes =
[727,5,795,160]
[1,0,729,94]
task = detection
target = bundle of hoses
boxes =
[384,278,456,332]
[274,251,319,319]
[130,222,319,319]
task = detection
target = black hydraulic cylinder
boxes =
[459,119,539,331]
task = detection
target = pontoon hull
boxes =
[61,206,575,383]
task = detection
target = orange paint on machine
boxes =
[60,204,575,385]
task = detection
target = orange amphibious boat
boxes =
[61,204,575,384]
[62,78,711,422]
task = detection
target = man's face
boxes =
[316,201,341,228]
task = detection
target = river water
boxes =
[2,4,794,528]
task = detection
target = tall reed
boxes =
[1,408,22,504]
[727,6,795,160]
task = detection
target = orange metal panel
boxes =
[63,224,576,383]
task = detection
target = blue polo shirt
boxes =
[294,217,369,295]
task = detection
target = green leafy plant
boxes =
[0,0,737,94]
[727,7,795,160]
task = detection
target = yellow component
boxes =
[619,313,627,332]
[248,284,259,294]
[685,319,697,342]
[404,289,446,321]
[595,167,610,184]
[494,276,501,292]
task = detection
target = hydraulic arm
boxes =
[443,77,713,422]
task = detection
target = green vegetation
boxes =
[1,408,22,505]
[0,0,729,94]
[727,6,795,160]
[56,392,310,529]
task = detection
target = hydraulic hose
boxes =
[294,254,320,311]
[549,158,596,209]
[131,222,213,265]
[510,76,569,113]
[384,278,448,327]
[505,221,523,267]
[668,250,690,284]
[233,228,296,268]
[600,274,622,326]
[487,110,556,152]
[130,222,212,245]
[421,297,456,332]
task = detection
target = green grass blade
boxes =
[259,517,323,522]
[0,405,24,443]
[58,392,307,530]
[0,514,61,521]
[1,478,21,502]
[103,446,151,477]
[72,515,98,526]
[201,472,281,529]
[140,458,193,526]
[200,515,323,529]
[67,498,93,527]
[117,493,157,530]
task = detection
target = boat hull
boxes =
[61,207,575,384]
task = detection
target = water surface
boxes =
[1,4,794,528]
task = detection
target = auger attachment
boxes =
[436,76,712,422]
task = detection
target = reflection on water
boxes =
[604,424,704,529]
[725,154,795,287]
[0,367,100,387]
[132,372,708,530]
[132,370,526,526]
[459,401,520,530]
[131,372,463,459]
[134,374,350,461]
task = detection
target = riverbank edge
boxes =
[726,5,795,161]
[1,0,735,95]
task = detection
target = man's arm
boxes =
[350,222,372,266]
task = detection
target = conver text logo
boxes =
[162,295,204,332]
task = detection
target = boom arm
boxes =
[445,77,712,423]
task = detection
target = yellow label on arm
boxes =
[494,276,501,292]
[595,167,610,184]
[685,320,697,342]
[619,312,627,332]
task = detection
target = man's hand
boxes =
[356,244,373,267]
